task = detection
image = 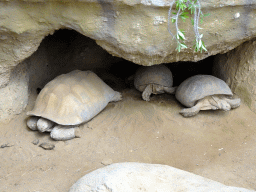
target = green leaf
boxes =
[180,12,189,19]
[191,18,194,25]
[188,4,195,14]
[181,12,189,16]
[170,0,208,53]
[201,41,207,51]
[181,15,189,22]
[176,43,181,52]
[180,43,188,48]
[178,30,186,40]
[180,4,187,11]
[198,39,202,48]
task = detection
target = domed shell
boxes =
[27,70,117,125]
[175,75,233,107]
[134,65,173,92]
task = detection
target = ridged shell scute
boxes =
[27,70,117,125]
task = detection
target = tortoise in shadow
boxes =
[134,65,176,101]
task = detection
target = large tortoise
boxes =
[134,65,176,101]
[27,70,122,140]
[175,75,241,117]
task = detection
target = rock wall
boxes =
[0,61,29,123]
[1,0,256,121]
[213,40,256,113]
[1,0,256,87]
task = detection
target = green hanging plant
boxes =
[168,0,209,53]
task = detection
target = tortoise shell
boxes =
[134,65,174,92]
[175,75,233,107]
[27,70,118,125]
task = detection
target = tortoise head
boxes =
[210,96,231,111]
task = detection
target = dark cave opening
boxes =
[29,29,215,92]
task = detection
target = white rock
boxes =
[69,162,255,192]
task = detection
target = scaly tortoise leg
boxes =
[111,91,122,102]
[179,101,204,117]
[164,86,177,94]
[180,104,201,117]
[50,125,81,141]
[142,84,153,101]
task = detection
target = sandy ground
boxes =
[0,88,256,192]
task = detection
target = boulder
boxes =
[0,61,29,123]
[69,162,255,192]
[0,0,256,87]
[213,40,256,113]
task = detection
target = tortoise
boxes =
[134,65,176,101]
[26,70,122,140]
[175,75,241,117]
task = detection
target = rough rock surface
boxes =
[213,40,256,113]
[0,61,28,123]
[1,0,256,87]
[1,0,256,121]
[69,162,255,192]
[0,30,122,122]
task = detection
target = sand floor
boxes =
[0,88,256,191]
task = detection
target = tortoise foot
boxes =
[179,107,200,117]
[142,92,151,101]
[112,91,122,102]
[37,118,55,132]
[27,116,40,131]
[50,125,79,141]
[142,84,153,101]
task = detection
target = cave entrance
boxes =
[27,28,215,95]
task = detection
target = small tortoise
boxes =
[134,65,176,101]
[27,70,122,140]
[175,75,241,117]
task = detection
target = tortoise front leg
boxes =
[179,104,201,117]
[142,84,153,101]
[50,125,81,141]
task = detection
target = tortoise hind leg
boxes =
[164,86,177,94]
[224,97,241,109]
[180,104,201,117]
[142,84,153,101]
[111,91,122,102]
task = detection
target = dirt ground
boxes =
[0,88,256,192]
